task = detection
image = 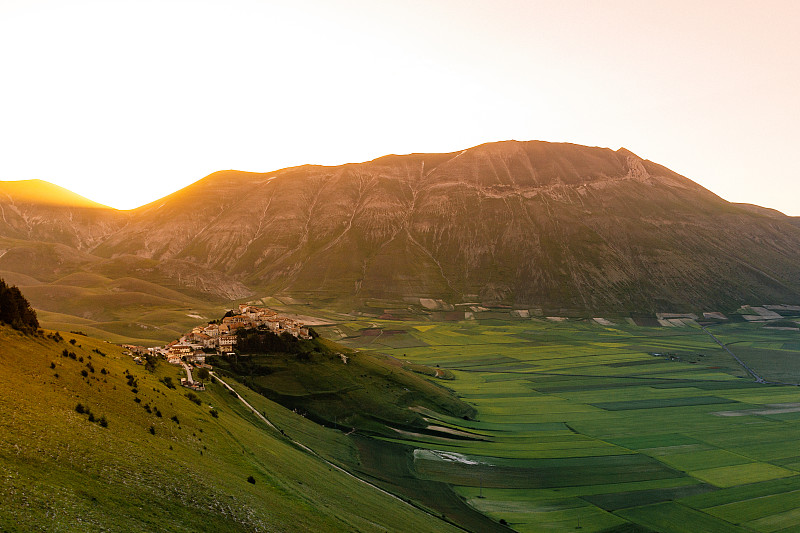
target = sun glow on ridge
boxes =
[0,0,799,213]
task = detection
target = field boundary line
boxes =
[210,372,472,532]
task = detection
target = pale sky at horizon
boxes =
[0,0,798,214]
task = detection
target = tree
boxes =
[196,367,210,381]
[0,278,39,333]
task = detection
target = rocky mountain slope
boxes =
[3,141,800,325]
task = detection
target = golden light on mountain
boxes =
[0,1,798,214]
[0,180,110,209]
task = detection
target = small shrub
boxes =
[247,476,256,484]
[171,415,180,424]
[69,339,76,345]
[62,349,69,358]
[78,356,83,363]
[49,362,55,369]
[87,413,95,422]
[68,352,76,360]
[149,426,155,435]
[134,397,141,403]
[75,403,85,414]
[80,369,88,377]
[155,409,162,418]
[99,416,108,428]
[185,392,201,405]
[101,368,107,375]
[209,409,219,418]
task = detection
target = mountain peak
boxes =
[0,179,111,209]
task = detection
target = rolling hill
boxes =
[3,140,800,340]
[0,323,482,531]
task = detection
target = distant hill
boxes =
[2,140,800,337]
[0,179,110,208]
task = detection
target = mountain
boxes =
[0,179,126,250]
[94,141,800,314]
[735,203,800,228]
[3,140,800,336]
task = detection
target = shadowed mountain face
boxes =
[3,141,800,323]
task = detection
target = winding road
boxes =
[207,372,469,530]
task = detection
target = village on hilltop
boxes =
[124,304,311,368]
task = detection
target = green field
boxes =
[316,318,800,532]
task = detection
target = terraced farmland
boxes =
[318,318,800,532]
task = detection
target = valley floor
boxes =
[317,317,800,533]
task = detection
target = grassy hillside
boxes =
[0,326,462,532]
[210,334,476,435]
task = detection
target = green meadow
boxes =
[317,317,800,532]
[0,326,462,532]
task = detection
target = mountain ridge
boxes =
[1,140,799,329]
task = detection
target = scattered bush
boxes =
[101,368,107,375]
[75,403,85,414]
[49,362,55,369]
[171,415,180,424]
[99,416,108,428]
[78,356,83,363]
[134,397,141,403]
[149,426,155,435]
[209,409,219,418]
[80,369,88,377]
[69,339,77,345]
[247,476,256,484]
[88,413,95,422]
[185,392,202,405]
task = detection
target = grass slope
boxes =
[0,326,460,532]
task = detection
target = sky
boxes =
[0,0,798,214]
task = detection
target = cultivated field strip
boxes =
[320,318,800,532]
